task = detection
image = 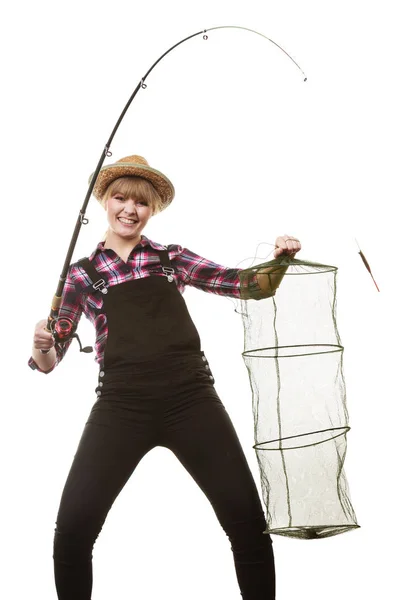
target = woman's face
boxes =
[104,192,153,241]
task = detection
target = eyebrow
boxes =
[112,194,148,203]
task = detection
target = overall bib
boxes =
[53,249,275,600]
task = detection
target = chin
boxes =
[117,224,141,235]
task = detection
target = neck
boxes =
[104,230,142,258]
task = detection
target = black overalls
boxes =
[53,249,275,600]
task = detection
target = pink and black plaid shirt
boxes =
[28,235,262,373]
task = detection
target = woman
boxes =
[29,155,301,600]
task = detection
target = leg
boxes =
[53,421,153,600]
[164,393,275,600]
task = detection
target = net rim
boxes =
[265,524,360,539]
[243,344,344,358]
[239,257,338,275]
[253,426,350,450]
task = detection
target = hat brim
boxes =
[89,161,175,211]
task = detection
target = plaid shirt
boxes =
[29,235,262,373]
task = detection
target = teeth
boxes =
[118,218,137,224]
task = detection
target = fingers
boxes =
[33,319,55,351]
[273,245,285,258]
[274,234,302,258]
[284,235,301,254]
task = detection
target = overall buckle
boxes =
[162,267,175,283]
[93,279,108,294]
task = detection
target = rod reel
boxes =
[47,316,93,353]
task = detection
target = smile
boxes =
[118,217,137,225]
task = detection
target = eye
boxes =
[114,195,125,201]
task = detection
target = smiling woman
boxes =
[102,178,159,260]
[29,153,303,600]
[93,156,170,261]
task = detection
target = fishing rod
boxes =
[43,25,307,352]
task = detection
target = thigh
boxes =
[166,394,265,529]
[55,421,153,535]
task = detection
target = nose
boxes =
[124,198,138,214]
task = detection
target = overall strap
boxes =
[76,258,109,295]
[158,247,175,281]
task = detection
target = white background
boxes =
[1,1,399,599]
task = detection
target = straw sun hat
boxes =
[89,155,175,212]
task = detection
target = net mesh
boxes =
[237,256,360,539]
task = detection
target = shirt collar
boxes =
[89,235,167,260]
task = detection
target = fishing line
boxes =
[44,25,307,352]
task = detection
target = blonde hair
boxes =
[101,176,163,215]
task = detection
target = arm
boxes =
[30,326,57,373]
[173,246,274,300]
[28,268,83,374]
[174,235,301,300]
[174,245,246,299]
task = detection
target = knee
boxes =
[53,520,103,564]
[225,515,272,550]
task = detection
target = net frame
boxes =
[238,256,360,539]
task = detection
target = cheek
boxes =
[139,207,152,220]
[105,206,117,228]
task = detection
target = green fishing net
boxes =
[237,256,360,539]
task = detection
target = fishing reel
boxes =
[48,317,93,353]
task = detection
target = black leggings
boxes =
[53,353,275,599]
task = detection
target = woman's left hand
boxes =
[274,234,301,258]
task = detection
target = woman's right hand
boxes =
[33,319,55,352]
